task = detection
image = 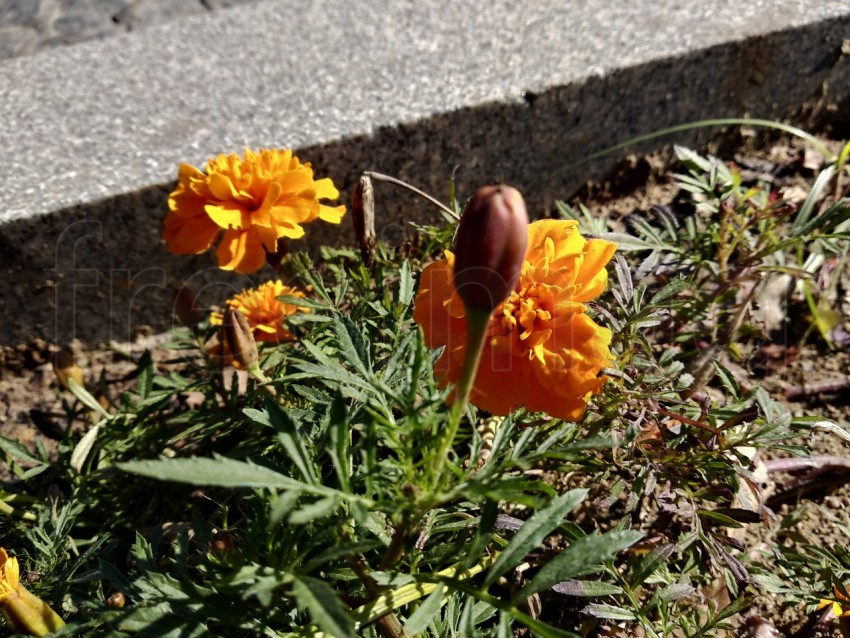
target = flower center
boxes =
[489,282,554,357]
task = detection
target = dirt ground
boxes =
[1,132,849,636]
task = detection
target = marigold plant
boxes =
[414,219,616,421]
[210,279,307,343]
[163,148,346,273]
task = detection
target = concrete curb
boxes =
[2,0,849,346]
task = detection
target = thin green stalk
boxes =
[542,117,835,188]
[431,307,491,488]
[351,553,500,627]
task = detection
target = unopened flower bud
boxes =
[452,185,528,314]
[172,283,200,327]
[106,592,126,608]
[223,308,259,372]
[209,529,237,558]
[52,350,84,391]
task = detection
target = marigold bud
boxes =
[452,185,529,313]
[223,308,259,372]
[52,350,84,391]
[171,283,200,327]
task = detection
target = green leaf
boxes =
[483,489,588,588]
[0,434,43,465]
[552,580,624,597]
[397,259,415,307]
[705,594,751,628]
[68,377,109,417]
[508,608,581,638]
[515,530,643,601]
[288,496,340,525]
[596,232,658,251]
[326,394,351,492]
[698,510,744,528]
[713,360,740,399]
[263,399,319,485]
[70,424,101,473]
[649,277,690,306]
[404,583,447,634]
[333,314,370,374]
[792,164,835,233]
[136,349,154,399]
[581,603,637,621]
[117,455,370,505]
[291,576,355,638]
[628,544,674,588]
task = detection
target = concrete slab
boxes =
[2,0,850,346]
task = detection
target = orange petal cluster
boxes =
[163,149,346,274]
[0,548,65,635]
[413,219,616,422]
[210,280,307,343]
[819,585,850,617]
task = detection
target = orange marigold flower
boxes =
[413,219,616,422]
[0,548,65,636]
[210,280,307,343]
[819,585,850,617]
[163,148,346,274]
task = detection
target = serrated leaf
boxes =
[581,603,637,621]
[326,394,351,492]
[552,580,624,597]
[333,314,370,374]
[403,583,447,634]
[750,572,790,593]
[0,434,43,465]
[649,277,690,306]
[291,576,355,638]
[288,496,340,525]
[659,583,695,602]
[117,455,369,506]
[515,530,643,601]
[629,544,675,587]
[264,398,318,485]
[675,145,713,172]
[713,360,740,399]
[483,489,588,587]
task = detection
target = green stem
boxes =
[351,553,500,627]
[246,365,280,399]
[431,307,491,488]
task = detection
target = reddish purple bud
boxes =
[223,308,259,371]
[453,185,529,313]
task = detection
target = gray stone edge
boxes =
[2,15,849,347]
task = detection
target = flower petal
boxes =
[163,213,220,254]
[205,202,250,230]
